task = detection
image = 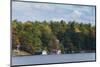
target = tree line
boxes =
[12,20,96,55]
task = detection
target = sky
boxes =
[12,1,96,25]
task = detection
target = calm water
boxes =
[12,53,96,66]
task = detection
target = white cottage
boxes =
[57,50,61,54]
[42,50,47,55]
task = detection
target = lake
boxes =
[12,53,96,66]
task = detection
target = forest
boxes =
[12,20,96,55]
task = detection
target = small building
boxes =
[16,44,20,50]
[42,50,47,55]
[57,50,61,54]
[52,49,58,54]
[51,49,61,54]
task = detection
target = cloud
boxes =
[51,17,67,21]
[33,3,55,11]
[12,1,95,25]
[70,10,82,20]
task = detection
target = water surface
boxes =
[12,53,96,66]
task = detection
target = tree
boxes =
[12,19,96,55]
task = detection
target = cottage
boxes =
[42,50,47,55]
[57,50,61,54]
